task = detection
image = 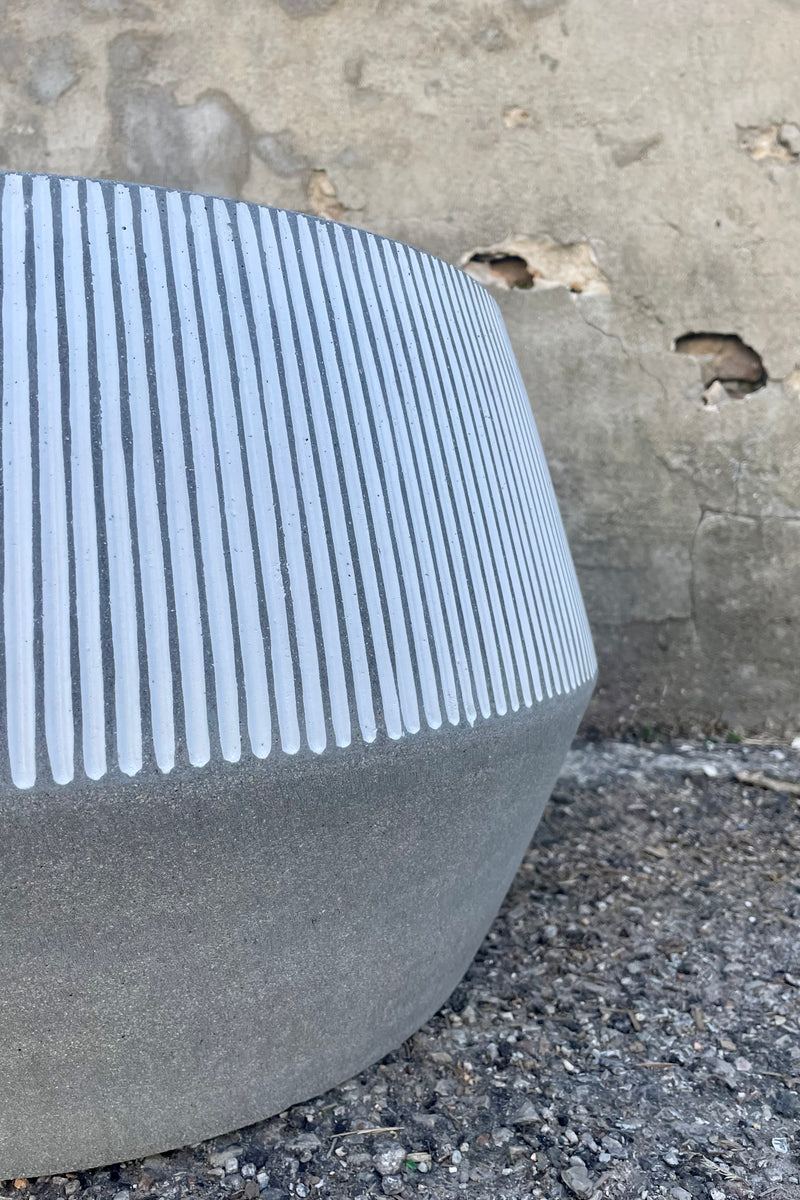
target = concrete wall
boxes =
[1,0,798,735]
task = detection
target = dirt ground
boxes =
[3,738,799,1200]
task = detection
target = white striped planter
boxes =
[0,173,595,1177]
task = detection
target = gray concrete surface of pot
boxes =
[0,174,595,1177]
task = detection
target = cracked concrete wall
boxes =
[1,0,799,734]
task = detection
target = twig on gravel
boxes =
[735,769,800,796]
[329,1126,404,1140]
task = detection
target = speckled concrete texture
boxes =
[0,0,797,734]
[0,686,592,1178]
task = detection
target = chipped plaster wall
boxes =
[1,0,799,735]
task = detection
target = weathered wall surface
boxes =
[1,0,798,734]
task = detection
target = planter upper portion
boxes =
[0,172,595,790]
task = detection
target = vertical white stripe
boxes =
[252,208,360,747]
[473,286,592,684]
[381,245,508,717]
[474,281,594,681]
[365,236,479,725]
[85,180,142,777]
[291,218,377,743]
[60,179,106,781]
[334,228,443,731]
[373,238,494,720]
[289,220,402,740]
[217,214,305,756]
[427,257,552,701]
[114,186,176,772]
[352,236,460,728]
[139,187,210,768]
[464,276,579,692]
[2,176,36,788]
[32,176,74,784]
[323,223,420,735]
[465,281,579,688]
[165,190,241,763]
[270,209,352,747]
[413,252,538,707]
[210,202,304,753]
[398,245,526,713]
[505,341,596,679]
[237,206,327,753]
[188,195,271,759]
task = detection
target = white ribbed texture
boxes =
[0,173,595,788]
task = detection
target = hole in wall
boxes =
[673,332,767,399]
[738,122,800,163]
[465,252,534,289]
[460,235,610,294]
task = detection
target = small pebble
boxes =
[714,1058,738,1089]
[209,1147,243,1168]
[381,1176,403,1196]
[511,1099,539,1125]
[601,1135,626,1159]
[140,1156,168,1174]
[286,1132,321,1157]
[373,1143,406,1177]
[561,1156,594,1199]
[774,1090,800,1118]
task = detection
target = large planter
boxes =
[0,172,595,1179]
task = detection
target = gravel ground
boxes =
[4,738,800,1200]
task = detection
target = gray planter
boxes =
[0,172,596,1179]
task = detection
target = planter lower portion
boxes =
[0,682,592,1178]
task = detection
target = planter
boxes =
[0,172,595,1178]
